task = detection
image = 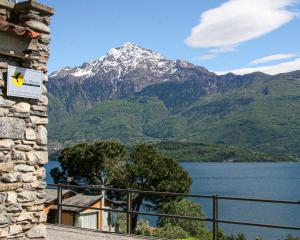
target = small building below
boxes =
[44,189,118,231]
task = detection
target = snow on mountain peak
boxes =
[122,42,137,47]
[50,43,171,80]
[49,66,72,78]
[105,42,165,62]
[49,43,206,82]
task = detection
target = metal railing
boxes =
[47,183,300,240]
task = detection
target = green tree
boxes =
[225,233,246,240]
[158,198,211,240]
[50,141,126,185]
[108,143,192,232]
[284,234,300,240]
[153,224,190,239]
[135,220,154,236]
[217,230,246,240]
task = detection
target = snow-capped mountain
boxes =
[50,42,213,80]
[48,43,218,113]
[47,43,300,160]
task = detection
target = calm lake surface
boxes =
[45,161,300,240]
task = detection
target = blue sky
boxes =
[40,0,300,75]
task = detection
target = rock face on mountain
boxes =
[48,43,219,113]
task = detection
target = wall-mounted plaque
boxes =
[7,65,42,99]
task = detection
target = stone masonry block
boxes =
[0,117,26,139]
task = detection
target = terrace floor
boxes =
[46,224,158,240]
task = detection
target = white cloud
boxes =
[216,57,300,75]
[209,45,238,53]
[249,53,297,65]
[196,54,217,60]
[185,0,298,49]
[196,45,238,60]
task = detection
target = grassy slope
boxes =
[180,73,300,156]
[155,141,296,162]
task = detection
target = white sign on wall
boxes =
[7,65,42,100]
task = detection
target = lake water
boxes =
[45,161,300,240]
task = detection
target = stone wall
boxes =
[0,1,54,239]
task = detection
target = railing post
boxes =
[57,185,63,224]
[109,209,112,232]
[127,189,132,235]
[213,194,219,240]
[216,195,219,237]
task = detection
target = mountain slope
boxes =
[47,43,300,159]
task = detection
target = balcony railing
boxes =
[47,183,300,240]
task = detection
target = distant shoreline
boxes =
[49,159,298,163]
[48,140,298,163]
